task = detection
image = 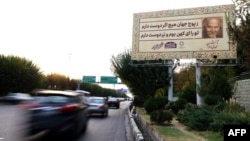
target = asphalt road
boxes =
[0,101,133,141]
[78,101,132,141]
[0,103,28,141]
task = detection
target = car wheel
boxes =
[69,121,82,139]
[81,120,87,133]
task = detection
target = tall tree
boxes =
[228,0,250,73]
[0,55,44,95]
[111,49,170,105]
[174,66,196,93]
[199,67,233,105]
[45,73,69,90]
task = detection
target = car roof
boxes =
[75,90,90,94]
[8,92,30,95]
[31,89,79,97]
[109,97,118,99]
[89,97,104,99]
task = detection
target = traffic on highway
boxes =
[0,97,133,141]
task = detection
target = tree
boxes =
[45,73,69,90]
[0,55,44,95]
[199,67,233,105]
[228,0,250,73]
[79,82,118,97]
[174,66,196,93]
[111,49,170,106]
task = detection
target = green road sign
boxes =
[100,76,117,84]
[82,76,96,83]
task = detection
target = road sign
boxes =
[100,76,117,84]
[82,76,96,83]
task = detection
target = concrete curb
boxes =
[128,108,164,141]
[136,114,164,141]
[128,109,144,141]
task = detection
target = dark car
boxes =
[23,89,89,140]
[107,97,120,109]
[3,92,33,104]
[88,97,108,117]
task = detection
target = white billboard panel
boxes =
[131,4,236,60]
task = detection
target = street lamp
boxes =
[67,53,72,89]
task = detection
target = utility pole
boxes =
[67,53,72,89]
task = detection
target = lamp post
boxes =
[67,53,72,89]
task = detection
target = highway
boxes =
[0,101,133,141]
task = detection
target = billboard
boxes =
[131,4,236,60]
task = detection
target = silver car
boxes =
[88,97,109,117]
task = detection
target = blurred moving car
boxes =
[65,89,90,104]
[23,89,89,140]
[74,89,91,103]
[88,97,108,117]
[118,97,126,102]
[3,92,33,104]
[107,97,120,109]
[75,90,91,97]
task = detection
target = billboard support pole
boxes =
[168,60,173,101]
[196,59,202,106]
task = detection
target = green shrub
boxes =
[209,112,250,132]
[150,110,173,125]
[223,102,246,113]
[177,103,250,132]
[166,98,187,114]
[144,96,168,114]
[209,120,224,132]
[133,95,145,107]
[177,104,218,131]
[204,95,221,105]
[179,84,196,104]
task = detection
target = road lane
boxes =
[0,101,133,141]
[78,101,133,141]
[0,103,28,141]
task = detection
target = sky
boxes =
[0,0,233,88]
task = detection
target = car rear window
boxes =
[108,98,118,101]
[9,93,18,96]
[33,96,69,104]
[89,98,104,104]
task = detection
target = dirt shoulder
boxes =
[169,118,206,141]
